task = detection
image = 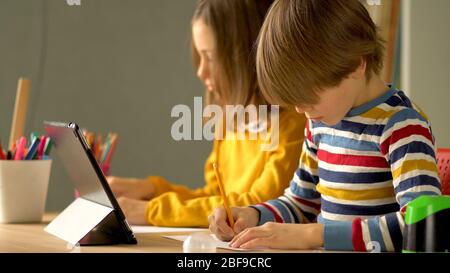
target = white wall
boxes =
[0,0,210,211]
[402,0,450,148]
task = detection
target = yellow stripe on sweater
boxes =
[300,151,318,170]
[316,183,395,201]
[392,159,438,180]
[360,108,396,120]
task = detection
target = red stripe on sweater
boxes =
[380,124,433,155]
[292,196,321,211]
[306,120,313,142]
[260,203,283,223]
[317,149,389,168]
[400,205,408,214]
[352,218,367,252]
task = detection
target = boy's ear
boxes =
[349,59,367,80]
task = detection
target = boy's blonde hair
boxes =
[256,0,385,107]
[192,0,274,107]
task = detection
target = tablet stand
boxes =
[45,198,135,246]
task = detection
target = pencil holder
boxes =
[0,160,52,223]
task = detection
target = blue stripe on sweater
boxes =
[389,141,436,165]
[265,199,294,223]
[318,214,354,250]
[385,213,403,252]
[319,168,392,184]
[278,199,301,223]
[384,94,403,108]
[346,89,397,117]
[316,120,385,137]
[295,168,319,185]
[367,217,387,252]
[253,205,275,225]
[321,198,399,216]
[396,191,440,208]
[383,108,428,132]
[394,175,441,195]
[317,134,380,152]
[290,181,321,199]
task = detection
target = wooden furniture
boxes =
[0,213,333,253]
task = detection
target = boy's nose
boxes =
[295,106,305,114]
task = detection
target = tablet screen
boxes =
[44,121,113,208]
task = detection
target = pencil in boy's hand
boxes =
[213,162,235,228]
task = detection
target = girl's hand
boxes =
[230,223,324,250]
[107,176,155,200]
[208,206,260,241]
[117,196,148,225]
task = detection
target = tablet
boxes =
[44,121,137,245]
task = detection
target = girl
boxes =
[107,0,306,228]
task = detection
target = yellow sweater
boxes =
[145,109,306,227]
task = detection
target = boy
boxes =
[208,0,441,252]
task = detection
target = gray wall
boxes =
[402,0,450,148]
[0,0,211,211]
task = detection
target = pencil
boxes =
[37,136,47,160]
[104,133,118,166]
[14,137,27,160]
[0,140,6,160]
[213,162,235,228]
[94,134,103,161]
[9,78,30,149]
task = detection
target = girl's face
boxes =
[192,19,216,94]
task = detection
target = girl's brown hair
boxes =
[256,0,385,107]
[192,0,274,107]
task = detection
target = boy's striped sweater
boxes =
[253,89,441,252]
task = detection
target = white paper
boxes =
[131,226,208,234]
[45,198,113,245]
[163,234,253,252]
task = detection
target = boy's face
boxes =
[295,76,363,126]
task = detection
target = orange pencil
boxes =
[104,133,118,166]
[94,135,103,161]
[86,132,94,148]
[213,162,234,228]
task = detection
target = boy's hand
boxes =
[208,206,259,241]
[107,176,155,200]
[230,223,324,250]
[117,196,148,225]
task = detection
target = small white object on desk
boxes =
[182,232,217,253]
[164,233,253,252]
